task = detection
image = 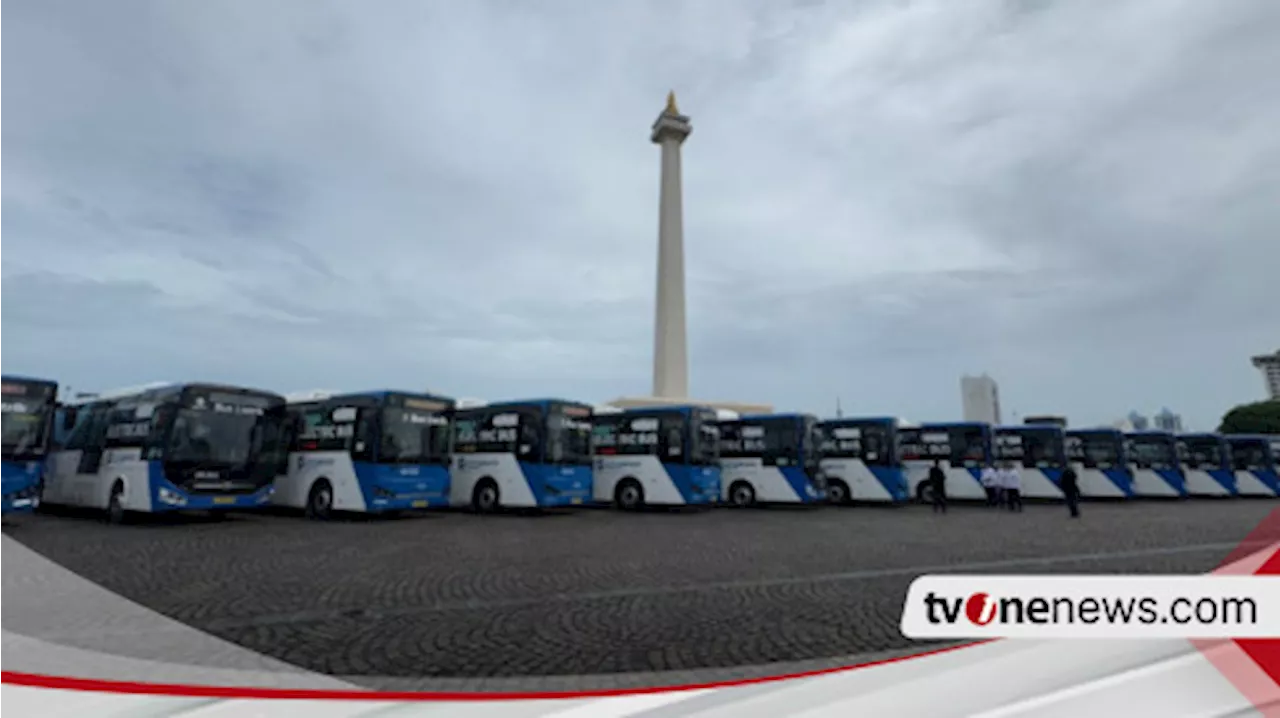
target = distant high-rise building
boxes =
[1153,407,1183,433]
[1252,349,1280,400]
[1127,411,1150,431]
[961,374,1001,425]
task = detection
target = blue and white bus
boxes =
[1225,435,1280,498]
[1124,431,1187,497]
[2,376,58,514]
[717,413,825,506]
[817,417,907,504]
[275,390,455,519]
[451,399,594,512]
[899,422,990,502]
[1176,433,1236,497]
[591,405,721,509]
[1064,428,1134,498]
[992,425,1066,499]
[45,383,286,522]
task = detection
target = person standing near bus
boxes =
[980,463,999,507]
[1001,461,1023,512]
[928,459,948,514]
[1060,465,1081,518]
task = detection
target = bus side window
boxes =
[718,423,741,458]
[660,414,685,462]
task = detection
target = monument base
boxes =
[606,396,773,415]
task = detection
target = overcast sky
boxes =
[3,0,1277,429]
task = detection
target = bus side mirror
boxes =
[61,407,78,432]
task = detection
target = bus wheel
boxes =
[728,481,756,508]
[615,480,644,511]
[827,480,851,506]
[472,479,500,514]
[915,482,934,504]
[106,482,127,525]
[306,480,334,521]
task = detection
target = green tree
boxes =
[1217,400,1280,434]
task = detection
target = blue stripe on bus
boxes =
[1039,467,1064,487]
[1244,469,1280,495]
[1101,468,1135,497]
[518,462,593,507]
[353,462,451,510]
[779,465,823,503]
[665,464,721,505]
[1155,468,1187,496]
[1207,469,1238,495]
[868,465,909,502]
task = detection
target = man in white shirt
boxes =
[980,463,1000,507]
[1000,461,1023,512]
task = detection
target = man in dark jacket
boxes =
[1060,465,1081,518]
[928,459,947,514]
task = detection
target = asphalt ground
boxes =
[4,499,1276,687]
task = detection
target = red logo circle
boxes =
[965,592,996,625]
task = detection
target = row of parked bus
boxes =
[2,376,1277,521]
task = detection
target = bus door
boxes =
[76,405,111,477]
[944,424,989,501]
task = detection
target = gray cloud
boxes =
[4,0,1277,429]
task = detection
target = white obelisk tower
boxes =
[651,91,692,398]
[608,93,771,416]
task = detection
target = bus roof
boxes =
[1127,430,1176,438]
[0,375,58,387]
[61,382,283,406]
[59,381,178,405]
[733,412,817,422]
[920,421,990,429]
[612,404,713,415]
[1223,434,1277,443]
[1178,432,1224,441]
[299,389,456,405]
[821,416,898,425]
[482,398,592,411]
[994,424,1063,434]
[1066,427,1123,436]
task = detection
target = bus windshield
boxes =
[168,392,278,465]
[1070,433,1122,467]
[1128,436,1176,468]
[1180,437,1224,469]
[380,408,450,464]
[690,410,719,466]
[547,406,592,465]
[1,381,55,459]
[1228,438,1273,471]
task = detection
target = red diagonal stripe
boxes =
[1196,507,1280,716]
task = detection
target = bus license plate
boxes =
[213,497,236,505]
[571,498,583,505]
[412,500,428,508]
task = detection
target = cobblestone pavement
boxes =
[5,500,1276,685]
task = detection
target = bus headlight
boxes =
[158,487,188,506]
